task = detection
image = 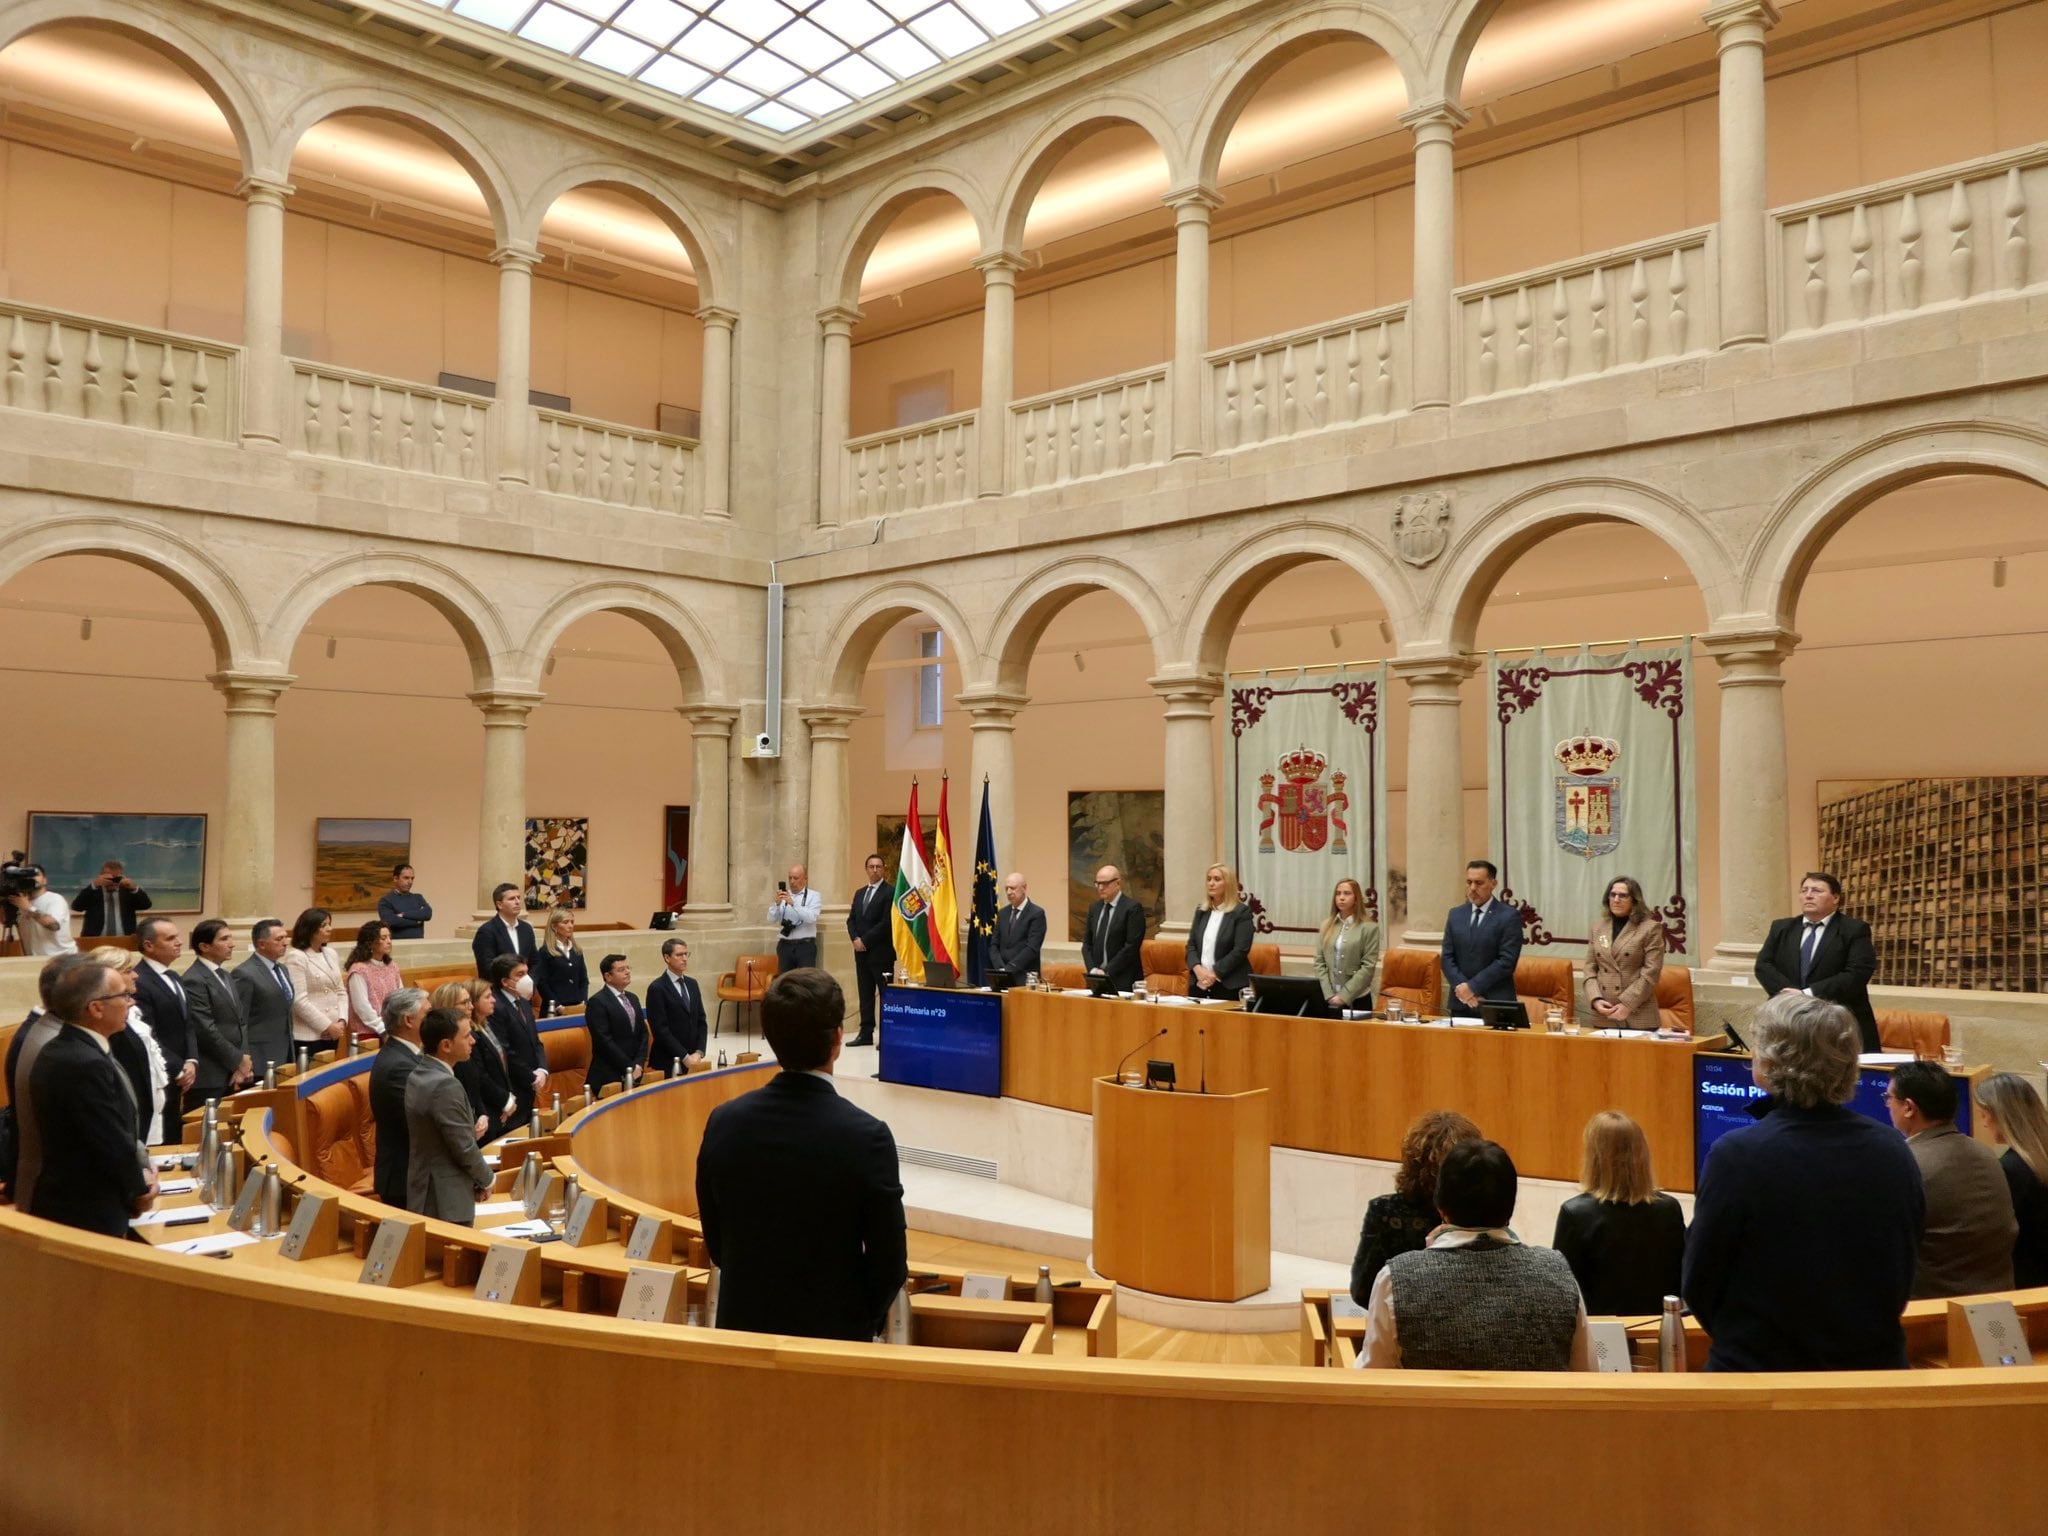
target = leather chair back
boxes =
[302,1076,374,1193]
[1514,957,1575,1026]
[1041,961,1087,990]
[1655,967,1694,1034]
[1877,1009,1951,1057]
[1140,940,1188,995]
[717,955,778,1002]
[1249,944,1281,976]
[1380,949,1442,1016]
[543,1023,592,1101]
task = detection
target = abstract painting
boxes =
[663,805,691,911]
[526,816,588,912]
[1067,790,1164,940]
[313,818,410,911]
[26,812,207,910]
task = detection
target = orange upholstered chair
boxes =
[1655,967,1695,1034]
[1514,957,1575,1028]
[1249,944,1282,976]
[300,1075,375,1194]
[714,954,778,1038]
[541,1022,592,1101]
[1141,939,1188,995]
[1041,961,1087,990]
[1380,949,1443,1016]
[1877,1009,1951,1058]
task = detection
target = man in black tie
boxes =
[231,919,296,1080]
[183,919,253,1104]
[1755,871,1880,1053]
[72,860,152,938]
[845,853,894,1047]
[1081,865,1146,993]
[132,916,196,1138]
[585,953,649,1097]
[485,956,547,1124]
[990,872,1047,979]
[470,883,538,975]
[646,937,709,1073]
[29,960,157,1239]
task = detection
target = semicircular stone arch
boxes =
[984,557,1176,696]
[262,551,515,694]
[518,163,731,309]
[516,580,725,705]
[1182,522,1421,677]
[992,101,1187,255]
[823,171,992,313]
[814,580,983,705]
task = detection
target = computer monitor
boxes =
[1480,1001,1531,1030]
[1086,973,1122,997]
[1249,975,1334,1018]
[984,968,1019,993]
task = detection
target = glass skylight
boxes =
[416,0,1086,137]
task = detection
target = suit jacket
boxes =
[182,960,250,1101]
[696,1071,908,1341]
[492,987,545,1121]
[1682,1101,1924,1371]
[71,884,152,938]
[1315,920,1381,1006]
[989,901,1047,978]
[471,917,539,978]
[845,882,896,970]
[584,988,648,1095]
[1186,905,1256,995]
[132,960,194,1079]
[529,943,587,1014]
[1583,916,1666,1030]
[455,1017,519,1144]
[1552,1192,1687,1315]
[1441,901,1524,1014]
[404,1055,493,1223]
[28,1025,149,1239]
[6,1013,62,1214]
[1907,1125,2017,1299]
[645,972,707,1070]
[367,1037,421,1207]
[230,955,296,1078]
[1754,913,1879,1052]
[1081,896,1146,992]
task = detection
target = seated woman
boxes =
[529,908,589,1016]
[1552,1110,1687,1315]
[1185,864,1254,1000]
[1582,875,1667,1031]
[1349,1108,1480,1306]
[342,920,402,1041]
[1977,1072,2048,1289]
[1314,877,1381,1012]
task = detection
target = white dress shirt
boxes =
[770,886,822,941]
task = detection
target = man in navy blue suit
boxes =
[1441,860,1523,1019]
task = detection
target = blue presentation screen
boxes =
[878,986,1003,1097]
[1693,1054,1973,1182]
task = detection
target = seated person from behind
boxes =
[1551,1110,1687,1315]
[1350,1108,1479,1306]
[1886,1060,2016,1299]
[1359,1138,1592,1371]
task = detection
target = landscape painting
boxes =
[1067,790,1164,940]
[527,816,589,911]
[313,818,411,911]
[27,812,207,910]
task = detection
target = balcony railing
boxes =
[846,410,976,518]
[1208,304,1409,450]
[1456,230,1715,400]
[1,301,235,441]
[538,410,696,514]
[1010,366,1168,490]
[291,363,489,481]
[1773,147,2043,336]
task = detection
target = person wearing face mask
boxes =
[485,955,547,1128]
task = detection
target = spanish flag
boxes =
[929,775,960,971]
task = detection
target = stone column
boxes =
[960,690,1027,872]
[695,306,737,518]
[799,706,861,919]
[1165,188,1222,458]
[1706,1,1780,347]
[468,688,543,921]
[815,305,861,528]
[973,254,1024,497]
[492,242,538,485]
[679,705,738,920]
[1151,672,1224,936]
[1393,654,1479,947]
[1400,101,1469,411]
[1702,626,1798,973]
[210,670,293,922]
[238,177,293,447]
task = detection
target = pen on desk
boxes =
[164,1215,210,1228]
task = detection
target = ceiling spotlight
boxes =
[79,617,93,641]
[1073,652,1086,673]
[1993,557,2008,589]
[544,654,558,676]
[1377,620,1393,643]
[325,636,338,659]
[1329,625,1342,649]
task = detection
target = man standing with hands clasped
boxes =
[1442,860,1522,1020]
[845,853,893,1047]
[1754,872,1879,1053]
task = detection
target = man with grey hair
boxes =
[367,986,429,1208]
[1683,993,1924,1371]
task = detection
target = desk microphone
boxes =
[1114,1026,1168,1085]
[1198,1026,1207,1095]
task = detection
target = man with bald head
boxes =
[771,863,822,978]
[990,873,1046,980]
[845,852,894,1047]
[1081,865,1146,993]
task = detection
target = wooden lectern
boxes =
[1091,1076,1271,1302]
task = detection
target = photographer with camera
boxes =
[72,860,153,938]
[768,864,821,975]
[5,861,78,958]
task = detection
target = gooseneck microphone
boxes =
[1114,1025,1169,1085]
[1198,1026,1207,1095]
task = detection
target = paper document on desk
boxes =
[1859,1052,1917,1065]
[490,1219,555,1239]
[157,1178,200,1194]
[473,1200,527,1217]
[163,1231,258,1257]
[130,1206,212,1227]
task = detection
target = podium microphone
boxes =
[1114,1026,1168,1085]
[1198,1026,1207,1095]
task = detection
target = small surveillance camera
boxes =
[754,732,775,753]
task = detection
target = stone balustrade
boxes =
[1208,304,1409,451]
[290,363,489,481]
[1,301,235,441]
[1010,366,1168,490]
[845,410,977,519]
[537,410,696,514]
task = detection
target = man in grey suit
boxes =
[231,918,295,1080]
[405,1006,494,1225]
[1887,1061,2016,1298]
[183,919,253,1103]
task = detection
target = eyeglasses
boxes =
[1093,878,1116,887]
[91,990,137,1005]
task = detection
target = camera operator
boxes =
[73,859,153,938]
[6,862,78,958]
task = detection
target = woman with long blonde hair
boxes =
[1977,1073,2048,1287]
[1315,878,1382,1011]
[1185,863,1255,1000]
[1551,1110,1686,1314]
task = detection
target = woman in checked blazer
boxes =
[1582,875,1667,1031]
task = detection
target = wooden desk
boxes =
[1004,991,1721,1189]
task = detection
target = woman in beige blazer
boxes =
[1582,875,1667,1031]
[282,907,348,1048]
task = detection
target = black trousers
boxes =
[776,938,818,975]
[852,949,891,1038]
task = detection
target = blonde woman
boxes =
[426,982,491,1143]
[1582,876,1667,1031]
[529,908,588,1016]
[1314,878,1382,1011]
[1551,1111,1686,1314]
[85,946,166,1146]
[1978,1073,2048,1288]
[1185,864,1255,1000]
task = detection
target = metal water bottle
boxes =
[197,1102,220,1203]
[882,1283,912,1345]
[1035,1264,1054,1307]
[262,1062,277,1090]
[296,1045,311,1076]
[528,1110,543,1140]
[562,1174,580,1220]
[215,1144,239,1211]
[1658,1295,1687,1373]
[257,1164,283,1237]
[551,1091,562,1120]
[672,1056,683,1080]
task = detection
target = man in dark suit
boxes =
[405,1008,494,1224]
[183,919,252,1105]
[230,918,295,1081]
[377,863,433,941]
[28,960,156,1239]
[845,853,894,1047]
[485,955,546,1126]
[367,987,428,1207]
[584,953,648,1097]
[470,883,538,975]
[4,956,82,1211]
[646,937,708,1073]
[1081,865,1146,992]
[1754,871,1879,1053]
[131,916,196,1138]
[990,872,1047,979]
[696,968,907,1341]
[1441,860,1523,1019]
[71,860,152,938]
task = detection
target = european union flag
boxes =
[967,777,999,986]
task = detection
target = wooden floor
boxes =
[905,1231,1302,1366]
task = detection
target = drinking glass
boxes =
[1025,971,1039,991]
[1942,1044,1964,1072]
[1132,979,1148,1003]
[1240,986,1257,1011]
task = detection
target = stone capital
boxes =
[1702,0,1780,41]
[694,304,739,332]
[972,251,1029,283]
[236,175,295,207]
[678,703,741,735]
[209,669,295,712]
[491,241,541,273]
[957,688,1029,726]
[467,687,546,724]
[1699,625,1799,679]
[816,303,864,334]
[797,703,863,740]
[1398,99,1470,141]
[1148,670,1225,712]
[1389,652,1480,695]
[1163,185,1224,224]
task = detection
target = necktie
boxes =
[1095,900,1110,947]
[1471,904,1482,928]
[165,969,185,1013]
[105,889,118,933]
[1799,921,1822,982]
[274,962,293,1001]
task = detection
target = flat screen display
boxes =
[1693,1054,1974,1182]
[879,986,1003,1097]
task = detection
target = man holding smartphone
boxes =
[769,864,822,976]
